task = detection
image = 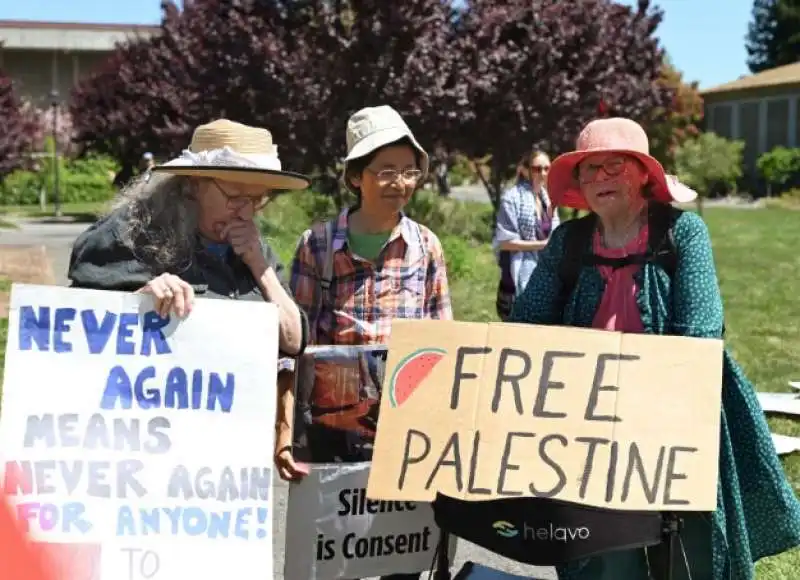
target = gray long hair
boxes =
[111,172,200,273]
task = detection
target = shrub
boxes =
[0,152,119,205]
[774,187,800,209]
[440,235,480,282]
[448,154,475,187]
[674,132,745,210]
[757,147,800,196]
[404,190,493,244]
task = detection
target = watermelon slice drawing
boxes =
[388,347,447,407]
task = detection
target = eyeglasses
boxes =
[531,165,550,173]
[367,168,424,184]
[212,180,271,210]
[576,157,626,184]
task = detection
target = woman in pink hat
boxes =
[508,117,800,580]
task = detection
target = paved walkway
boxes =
[0,217,90,286]
[0,213,556,579]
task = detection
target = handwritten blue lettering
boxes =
[17,307,171,356]
[167,466,270,502]
[116,506,269,540]
[100,366,235,413]
[22,413,171,454]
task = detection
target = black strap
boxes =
[556,213,596,315]
[645,202,680,278]
[557,204,680,316]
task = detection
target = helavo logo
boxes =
[492,520,519,538]
[522,523,591,542]
[491,520,591,543]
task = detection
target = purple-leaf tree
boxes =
[444,0,672,207]
[282,0,465,199]
[26,104,77,157]
[0,67,38,178]
[70,2,198,176]
[71,0,309,178]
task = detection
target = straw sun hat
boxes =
[151,119,311,191]
[547,117,697,210]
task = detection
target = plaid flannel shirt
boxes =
[290,209,452,346]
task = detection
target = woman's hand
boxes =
[274,444,309,482]
[136,273,195,318]
[223,219,267,275]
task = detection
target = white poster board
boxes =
[285,462,454,579]
[772,434,800,456]
[757,392,800,417]
[0,284,278,580]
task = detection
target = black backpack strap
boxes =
[646,202,682,278]
[556,213,597,317]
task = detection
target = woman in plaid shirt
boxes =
[275,105,453,580]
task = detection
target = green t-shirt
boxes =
[347,230,391,262]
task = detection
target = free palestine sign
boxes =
[367,321,724,512]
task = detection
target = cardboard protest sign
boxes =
[285,462,453,579]
[367,320,724,511]
[0,284,278,580]
[292,346,386,463]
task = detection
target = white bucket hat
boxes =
[342,105,429,193]
[151,119,311,191]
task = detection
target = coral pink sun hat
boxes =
[547,117,698,211]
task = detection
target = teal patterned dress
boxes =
[508,209,800,580]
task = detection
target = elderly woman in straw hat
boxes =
[68,119,310,357]
[508,117,800,579]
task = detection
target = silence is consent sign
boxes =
[367,321,724,511]
[0,284,278,580]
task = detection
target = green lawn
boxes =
[0,200,797,575]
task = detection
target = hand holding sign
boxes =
[136,273,194,318]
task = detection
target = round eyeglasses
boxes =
[367,168,424,184]
[212,180,271,210]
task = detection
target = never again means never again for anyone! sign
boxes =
[0,284,279,580]
[367,320,724,511]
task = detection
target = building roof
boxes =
[0,19,159,33]
[701,61,800,96]
[0,19,159,52]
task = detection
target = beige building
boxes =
[702,62,800,178]
[0,19,158,107]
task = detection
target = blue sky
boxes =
[1,0,753,90]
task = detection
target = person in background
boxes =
[432,141,452,196]
[139,152,156,182]
[493,149,560,321]
[275,105,452,580]
[508,117,800,580]
[68,119,309,361]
